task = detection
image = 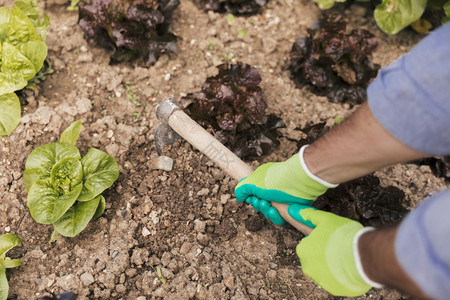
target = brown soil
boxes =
[0,0,448,299]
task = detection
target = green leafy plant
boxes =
[67,0,81,11]
[315,0,450,34]
[156,267,166,284]
[24,121,119,238]
[0,0,49,136]
[0,234,22,300]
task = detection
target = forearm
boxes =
[358,226,429,299]
[304,102,427,184]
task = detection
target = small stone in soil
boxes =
[194,219,206,233]
[156,156,173,171]
[220,194,230,204]
[80,272,95,286]
[142,226,151,237]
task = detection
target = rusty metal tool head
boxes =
[154,98,181,155]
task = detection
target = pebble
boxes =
[142,226,151,237]
[156,156,173,171]
[164,73,171,81]
[143,203,153,214]
[212,56,222,66]
[116,284,127,293]
[76,53,93,63]
[136,297,146,300]
[194,219,206,233]
[197,188,209,196]
[76,98,92,114]
[107,130,114,139]
[179,242,192,255]
[154,54,169,68]
[126,268,137,277]
[29,249,45,259]
[208,28,217,36]
[30,106,53,125]
[47,279,55,287]
[4,226,10,232]
[267,269,277,279]
[21,115,30,123]
[263,37,278,54]
[152,216,160,224]
[80,272,95,286]
[220,194,230,204]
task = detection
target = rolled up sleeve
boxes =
[368,24,450,156]
[395,189,450,299]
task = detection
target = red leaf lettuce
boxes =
[180,63,285,160]
[78,0,179,65]
[290,12,379,105]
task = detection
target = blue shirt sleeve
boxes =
[395,189,450,299]
[368,23,450,155]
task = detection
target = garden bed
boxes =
[0,0,448,298]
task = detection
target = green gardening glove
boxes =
[234,145,337,225]
[288,204,381,297]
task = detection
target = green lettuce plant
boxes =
[0,0,49,136]
[24,121,119,238]
[315,0,450,34]
[0,234,22,300]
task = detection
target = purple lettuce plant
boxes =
[78,0,179,65]
[180,63,285,160]
[290,12,379,105]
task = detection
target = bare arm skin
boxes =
[304,102,427,184]
[303,102,430,298]
[358,226,430,299]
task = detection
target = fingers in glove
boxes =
[288,204,317,229]
[267,206,285,225]
[250,196,260,211]
[244,197,285,225]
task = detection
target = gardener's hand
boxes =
[288,204,380,297]
[234,145,337,225]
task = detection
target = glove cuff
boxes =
[299,145,339,188]
[353,227,384,289]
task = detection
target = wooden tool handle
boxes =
[168,109,313,235]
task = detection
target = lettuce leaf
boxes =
[0,1,48,136]
[374,0,427,34]
[24,121,119,238]
[0,93,20,136]
[0,233,22,300]
[53,195,102,237]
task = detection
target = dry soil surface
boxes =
[0,0,448,299]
